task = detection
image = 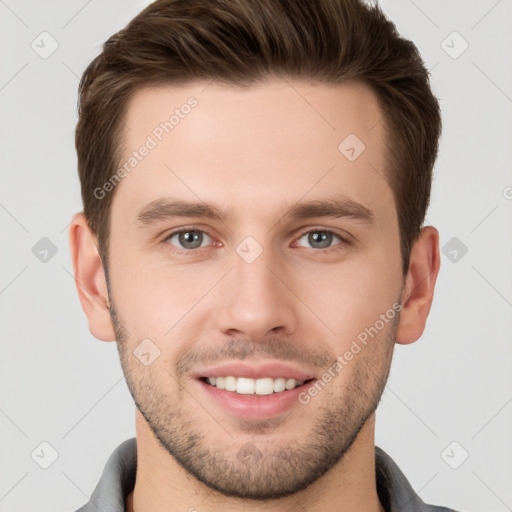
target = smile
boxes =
[201,376,314,395]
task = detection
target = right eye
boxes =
[163,228,214,253]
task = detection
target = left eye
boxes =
[165,229,213,251]
[295,230,344,250]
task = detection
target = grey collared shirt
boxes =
[74,438,460,512]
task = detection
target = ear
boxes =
[396,226,441,345]
[68,212,116,341]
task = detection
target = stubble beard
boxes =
[110,300,397,500]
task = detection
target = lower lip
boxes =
[196,378,316,421]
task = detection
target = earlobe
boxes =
[395,226,441,345]
[68,212,117,342]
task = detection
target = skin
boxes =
[69,79,440,512]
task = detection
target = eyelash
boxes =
[161,227,350,256]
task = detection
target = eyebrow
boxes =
[134,196,375,227]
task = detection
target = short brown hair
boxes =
[76,0,442,275]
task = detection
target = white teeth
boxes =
[205,376,308,395]
[255,377,274,395]
[237,377,255,395]
[273,377,286,392]
[285,378,296,390]
[224,376,237,392]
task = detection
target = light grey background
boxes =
[1,1,511,511]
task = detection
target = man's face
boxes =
[107,79,403,499]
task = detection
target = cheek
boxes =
[145,265,224,330]
[108,240,198,326]
[294,254,400,348]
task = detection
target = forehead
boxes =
[112,79,393,229]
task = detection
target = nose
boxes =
[216,239,298,341]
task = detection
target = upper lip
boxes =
[192,361,317,381]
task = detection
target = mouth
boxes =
[199,376,315,396]
[194,369,318,421]
[191,361,319,420]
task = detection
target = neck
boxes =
[126,411,385,512]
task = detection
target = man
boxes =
[69,0,458,510]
